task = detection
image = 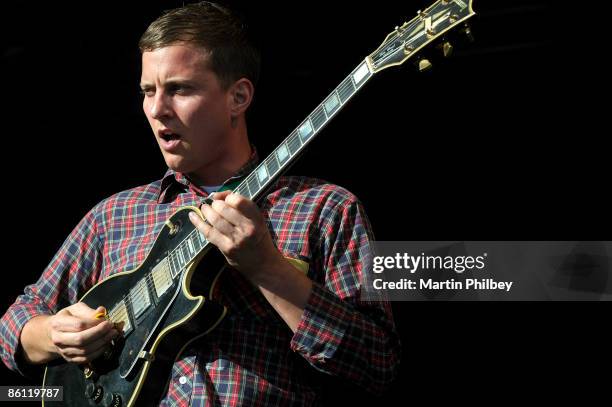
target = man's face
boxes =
[141,44,232,178]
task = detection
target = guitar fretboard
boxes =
[233,60,373,202]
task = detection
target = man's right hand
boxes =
[21,303,119,365]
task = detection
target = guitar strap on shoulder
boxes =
[217,177,243,193]
[202,176,245,205]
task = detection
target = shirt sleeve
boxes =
[0,206,103,376]
[290,196,401,395]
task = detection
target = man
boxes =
[0,2,400,405]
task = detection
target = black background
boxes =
[1,0,607,405]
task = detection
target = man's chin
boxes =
[164,159,192,174]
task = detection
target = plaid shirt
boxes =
[1,150,400,406]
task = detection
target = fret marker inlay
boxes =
[277,144,289,163]
[324,94,340,115]
[353,63,370,84]
[257,166,268,183]
[299,120,313,141]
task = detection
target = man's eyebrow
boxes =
[164,79,197,87]
[139,79,197,89]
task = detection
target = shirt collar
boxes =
[158,146,259,203]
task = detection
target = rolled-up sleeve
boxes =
[0,207,102,375]
[290,198,401,395]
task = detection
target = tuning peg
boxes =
[439,41,453,58]
[462,23,474,42]
[403,42,414,55]
[418,58,432,72]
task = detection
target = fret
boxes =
[168,252,176,277]
[175,250,183,272]
[247,174,259,198]
[323,92,341,117]
[234,183,250,198]
[276,143,290,165]
[311,106,327,131]
[190,232,201,252]
[186,236,195,258]
[196,229,206,246]
[266,154,280,176]
[196,231,205,249]
[338,77,355,103]
[181,242,190,265]
[176,246,185,267]
[172,249,180,271]
[171,251,180,277]
[287,132,302,155]
[244,182,254,199]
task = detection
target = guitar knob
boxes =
[418,58,432,72]
[84,366,99,381]
[87,384,104,403]
[102,391,122,407]
[440,41,453,58]
[84,382,96,398]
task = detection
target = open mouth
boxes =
[160,132,181,141]
[158,129,183,151]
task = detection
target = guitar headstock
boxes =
[367,0,476,73]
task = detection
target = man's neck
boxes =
[188,129,252,186]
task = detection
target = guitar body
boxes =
[42,207,228,407]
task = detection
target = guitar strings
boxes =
[123,228,205,309]
[107,228,209,327]
[109,233,193,326]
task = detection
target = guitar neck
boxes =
[232,59,373,201]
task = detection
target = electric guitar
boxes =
[42,1,476,405]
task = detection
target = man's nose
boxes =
[149,92,173,120]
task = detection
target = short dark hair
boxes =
[139,1,260,89]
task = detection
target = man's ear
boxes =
[228,78,254,117]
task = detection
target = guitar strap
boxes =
[201,176,244,205]
[217,177,243,193]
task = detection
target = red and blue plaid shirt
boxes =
[1,151,400,406]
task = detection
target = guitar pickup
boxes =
[130,277,152,320]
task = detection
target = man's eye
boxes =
[140,89,155,97]
[169,85,189,95]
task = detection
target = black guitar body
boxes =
[42,207,228,406]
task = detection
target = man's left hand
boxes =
[188,190,284,282]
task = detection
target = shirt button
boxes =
[178,376,187,385]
